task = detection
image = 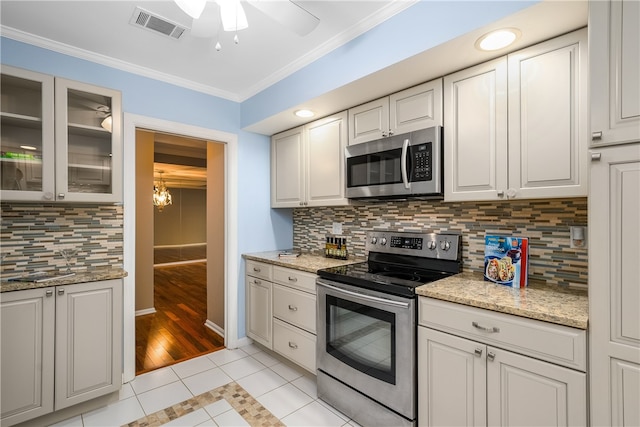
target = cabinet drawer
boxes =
[273,284,316,333]
[273,318,316,373]
[418,297,586,371]
[246,260,272,281]
[273,266,317,294]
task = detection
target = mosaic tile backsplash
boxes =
[0,203,124,275]
[293,198,588,289]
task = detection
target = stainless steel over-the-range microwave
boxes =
[345,126,443,199]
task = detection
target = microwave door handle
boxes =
[401,138,410,190]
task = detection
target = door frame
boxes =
[122,113,239,382]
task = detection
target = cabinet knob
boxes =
[592,131,603,140]
[497,190,505,198]
[288,342,298,349]
[253,279,261,285]
[506,188,517,198]
[58,193,65,200]
[591,152,602,162]
[388,130,394,136]
[43,192,54,201]
[45,289,54,297]
[57,288,65,296]
[288,304,298,311]
[474,348,483,357]
[253,267,261,272]
[487,352,496,362]
[288,276,298,282]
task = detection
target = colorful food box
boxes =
[484,235,529,288]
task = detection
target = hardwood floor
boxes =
[135,261,225,374]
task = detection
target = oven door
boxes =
[316,278,416,419]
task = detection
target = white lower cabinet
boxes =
[418,297,587,427]
[245,261,273,349]
[0,279,123,426]
[245,262,318,373]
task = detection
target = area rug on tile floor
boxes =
[123,382,284,427]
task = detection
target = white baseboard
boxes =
[135,308,156,316]
[234,337,253,349]
[204,319,224,337]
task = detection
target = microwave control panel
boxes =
[410,142,432,181]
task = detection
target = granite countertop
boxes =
[416,272,588,329]
[243,250,363,274]
[1,266,128,292]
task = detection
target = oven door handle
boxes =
[318,281,410,309]
[401,138,411,190]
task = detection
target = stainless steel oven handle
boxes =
[318,281,410,309]
[401,138,410,190]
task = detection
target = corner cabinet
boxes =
[589,0,640,146]
[1,279,123,426]
[0,65,122,203]
[348,79,443,145]
[589,144,640,427]
[444,28,587,201]
[271,111,349,208]
[418,297,587,427]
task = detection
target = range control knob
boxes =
[371,237,378,245]
[380,237,387,246]
[427,240,437,250]
[440,240,451,251]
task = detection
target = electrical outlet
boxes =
[570,226,587,249]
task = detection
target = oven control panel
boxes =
[366,230,461,261]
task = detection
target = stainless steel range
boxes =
[316,230,462,427]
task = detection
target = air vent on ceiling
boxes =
[130,7,186,40]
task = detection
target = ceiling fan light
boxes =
[174,0,206,19]
[101,115,113,132]
[217,0,248,31]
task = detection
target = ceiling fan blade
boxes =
[190,2,219,38]
[247,0,319,36]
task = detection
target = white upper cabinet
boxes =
[271,111,349,208]
[444,57,508,201]
[348,79,442,145]
[445,29,587,201]
[590,0,640,146]
[507,28,587,199]
[0,66,122,203]
[1,66,55,201]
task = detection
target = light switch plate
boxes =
[332,222,343,235]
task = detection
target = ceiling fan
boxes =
[175,0,320,47]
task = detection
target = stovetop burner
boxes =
[317,231,462,298]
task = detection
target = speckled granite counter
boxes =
[416,272,588,329]
[243,251,363,274]
[1,266,128,292]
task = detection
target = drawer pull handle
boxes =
[487,352,496,362]
[474,348,483,357]
[288,342,298,349]
[288,304,298,311]
[253,267,261,272]
[472,321,500,333]
[45,290,54,297]
[58,288,65,296]
[288,276,298,282]
[253,279,261,285]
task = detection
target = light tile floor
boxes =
[48,343,362,427]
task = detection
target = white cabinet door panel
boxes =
[611,359,640,427]
[246,274,273,349]
[508,29,587,198]
[418,327,486,427]
[444,58,508,201]
[348,98,389,145]
[0,288,55,426]
[271,127,304,207]
[486,348,586,427]
[390,79,443,134]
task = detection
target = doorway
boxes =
[122,113,241,383]
[134,131,225,374]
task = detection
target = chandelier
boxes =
[153,175,173,212]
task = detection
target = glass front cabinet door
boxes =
[0,66,122,203]
[0,66,55,201]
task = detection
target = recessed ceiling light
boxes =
[294,109,315,118]
[20,145,37,151]
[475,28,521,51]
